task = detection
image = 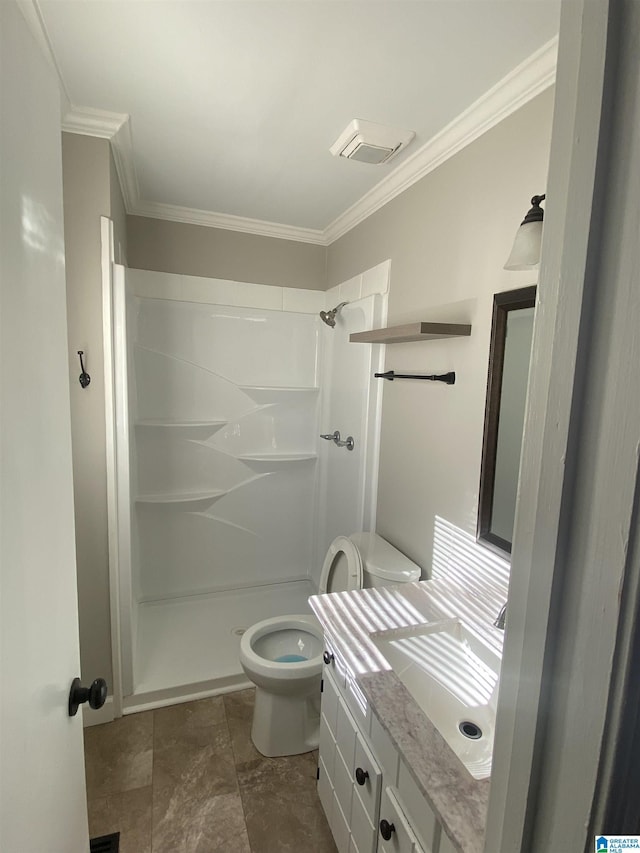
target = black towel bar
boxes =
[374,370,455,384]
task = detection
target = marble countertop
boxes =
[309,578,504,853]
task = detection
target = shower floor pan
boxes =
[125,579,314,712]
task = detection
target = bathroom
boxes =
[4,1,640,852]
[65,18,551,842]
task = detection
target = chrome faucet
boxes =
[494,603,507,630]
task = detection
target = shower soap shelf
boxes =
[136,489,227,504]
[135,419,228,428]
[349,322,471,344]
[239,385,319,403]
[236,452,317,463]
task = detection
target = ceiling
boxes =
[38,0,560,240]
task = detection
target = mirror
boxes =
[478,286,536,555]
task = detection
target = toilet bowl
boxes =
[240,533,421,757]
[240,615,323,757]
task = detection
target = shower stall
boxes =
[104,251,388,713]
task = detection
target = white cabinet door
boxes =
[318,756,335,826]
[397,763,439,853]
[378,787,420,853]
[0,4,88,851]
[438,832,458,853]
[350,785,378,853]
[330,793,352,853]
[336,694,358,769]
[354,731,383,825]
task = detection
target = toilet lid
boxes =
[319,536,363,594]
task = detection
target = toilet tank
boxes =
[350,532,421,588]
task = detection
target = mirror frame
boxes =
[477,285,537,556]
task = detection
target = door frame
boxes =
[102,216,126,714]
[485,0,640,848]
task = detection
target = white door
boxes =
[0,4,89,852]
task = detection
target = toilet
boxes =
[240,532,421,757]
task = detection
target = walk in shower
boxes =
[105,258,388,712]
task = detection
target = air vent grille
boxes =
[330,119,415,165]
[90,833,120,853]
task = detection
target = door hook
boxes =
[77,351,91,388]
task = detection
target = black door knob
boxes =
[379,819,396,841]
[355,767,369,786]
[68,677,108,717]
[323,651,335,665]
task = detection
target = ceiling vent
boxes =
[330,119,415,166]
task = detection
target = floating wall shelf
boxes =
[349,322,472,344]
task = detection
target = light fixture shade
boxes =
[504,219,544,270]
[504,193,546,271]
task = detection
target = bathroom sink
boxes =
[370,619,500,780]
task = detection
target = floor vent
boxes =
[90,833,120,853]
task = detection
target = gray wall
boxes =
[127,215,326,289]
[327,89,554,573]
[62,132,127,691]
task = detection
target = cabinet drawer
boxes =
[330,791,351,853]
[321,668,340,735]
[319,712,336,778]
[438,832,457,853]
[333,744,354,821]
[370,714,399,785]
[397,763,438,853]
[344,674,372,732]
[378,787,419,853]
[336,696,358,770]
[323,641,346,688]
[354,731,382,825]
[350,785,377,853]
[317,755,334,825]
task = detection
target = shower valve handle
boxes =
[320,431,355,451]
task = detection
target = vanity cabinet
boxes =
[318,656,450,853]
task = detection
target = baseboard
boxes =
[82,695,115,727]
[122,675,253,714]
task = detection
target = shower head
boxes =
[319,301,349,328]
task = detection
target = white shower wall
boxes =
[133,299,320,600]
[111,265,389,709]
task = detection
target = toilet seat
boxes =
[319,535,363,594]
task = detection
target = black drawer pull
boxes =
[379,819,395,841]
[355,767,369,786]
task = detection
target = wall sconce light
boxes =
[504,194,546,270]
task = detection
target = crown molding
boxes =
[111,117,140,213]
[129,200,327,245]
[60,104,324,243]
[62,106,139,212]
[54,33,557,248]
[323,35,558,244]
[62,105,128,139]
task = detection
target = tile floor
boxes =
[84,689,336,853]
